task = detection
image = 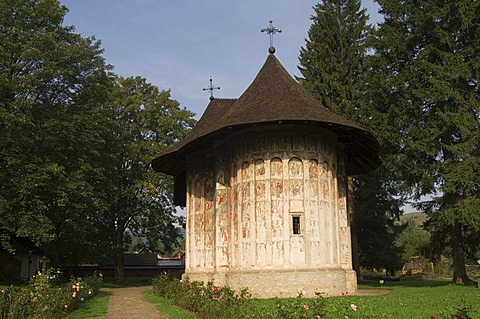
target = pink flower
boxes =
[341,291,349,296]
[212,296,218,301]
[302,305,309,310]
[213,287,219,292]
[72,292,76,298]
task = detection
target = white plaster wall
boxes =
[184,126,355,296]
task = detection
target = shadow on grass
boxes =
[359,278,451,289]
[102,276,155,288]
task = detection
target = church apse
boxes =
[183,127,356,297]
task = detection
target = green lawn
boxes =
[318,280,480,319]
[143,290,197,319]
[68,279,479,319]
[249,280,480,319]
[342,280,480,318]
[65,289,112,319]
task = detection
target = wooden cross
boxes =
[203,77,220,101]
[261,20,282,54]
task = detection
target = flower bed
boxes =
[0,269,102,319]
[152,275,478,319]
[152,274,327,319]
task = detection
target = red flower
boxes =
[213,287,220,292]
[455,314,462,317]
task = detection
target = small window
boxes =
[292,216,301,235]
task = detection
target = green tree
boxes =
[395,221,430,261]
[0,0,113,263]
[298,0,370,119]
[370,0,480,284]
[353,168,404,274]
[107,76,195,282]
[298,0,404,274]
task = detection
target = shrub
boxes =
[276,291,327,319]
[152,274,328,319]
[153,275,252,319]
[0,269,102,319]
[433,305,477,319]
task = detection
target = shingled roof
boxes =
[152,54,380,178]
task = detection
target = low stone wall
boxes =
[185,267,356,298]
[402,256,480,278]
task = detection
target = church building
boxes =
[152,44,380,297]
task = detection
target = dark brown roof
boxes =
[152,54,380,178]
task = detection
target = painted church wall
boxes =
[184,126,352,274]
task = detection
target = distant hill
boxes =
[399,211,427,227]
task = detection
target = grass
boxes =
[65,289,112,319]
[143,290,197,319]
[146,278,479,318]
[341,279,480,318]
[67,277,480,318]
[248,280,480,318]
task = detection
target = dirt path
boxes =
[106,286,167,319]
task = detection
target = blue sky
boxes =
[60,1,381,119]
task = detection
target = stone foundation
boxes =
[184,268,357,298]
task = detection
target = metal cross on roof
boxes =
[261,19,282,54]
[203,77,220,101]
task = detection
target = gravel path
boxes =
[106,286,167,319]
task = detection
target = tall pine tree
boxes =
[298,0,403,275]
[370,0,480,284]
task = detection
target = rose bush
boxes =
[152,274,328,319]
[0,269,102,319]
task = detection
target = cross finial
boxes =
[203,77,220,101]
[261,19,282,54]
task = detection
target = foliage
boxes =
[368,0,480,284]
[0,269,102,318]
[0,0,114,263]
[152,274,253,319]
[0,0,196,273]
[354,168,404,274]
[433,305,476,319]
[106,76,195,282]
[298,0,371,118]
[395,221,431,261]
[276,292,327,319]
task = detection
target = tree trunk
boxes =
[114,222,125,284]
[347,176,361,279]
[451,220,472,285]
